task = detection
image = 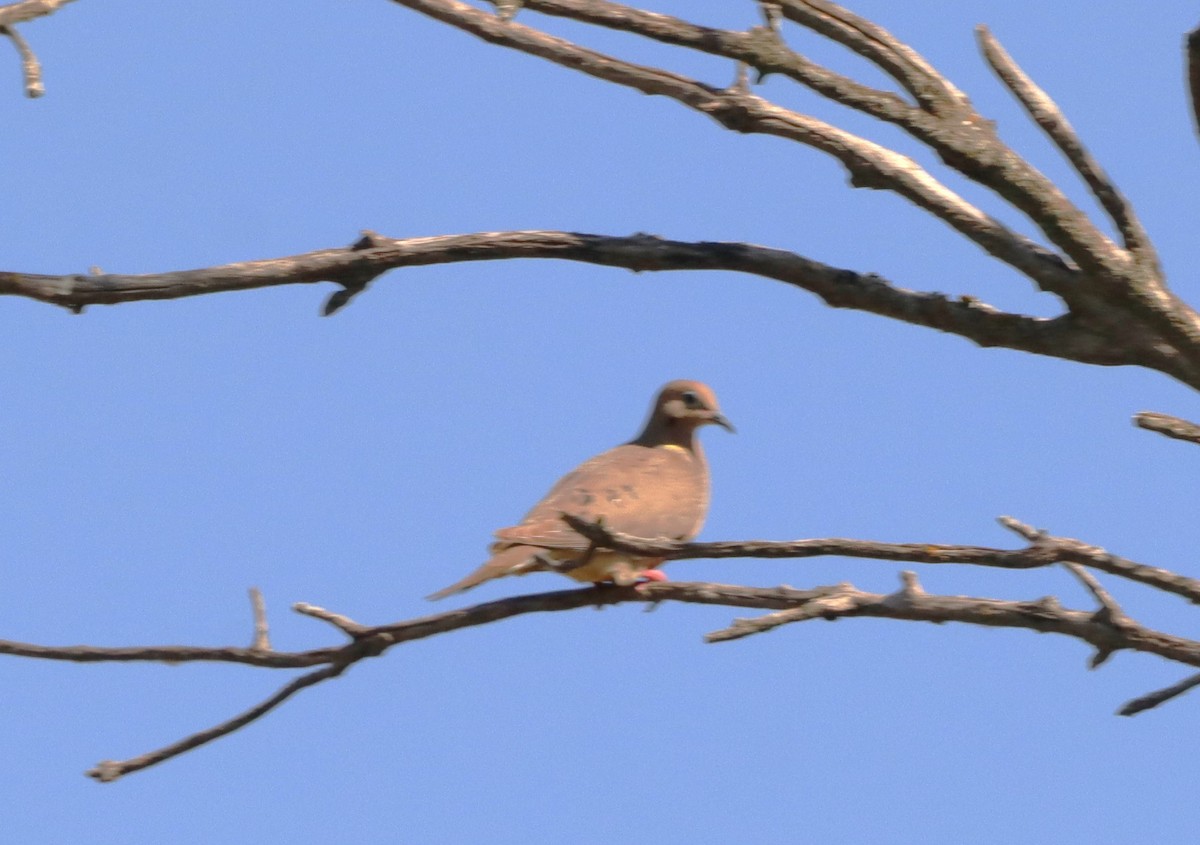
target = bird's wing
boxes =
[492,444,709,550]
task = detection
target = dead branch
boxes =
[375,0,1200,383]
[4,516,1200,780]
[248,588,271,651]
[7,2,1200,385]
[563,514,1200,605]
[17,557,1200,781]
[976,25,1153,262]
[8,0,1200,784]
[0,22,41,96]
[0,0,79,96]
[0,229,1157,375]
[1134,411,1200,445]
[1119,671,1200,716]
[1188,23,1200,140]
[0,0,77,27]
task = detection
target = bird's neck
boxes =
[631,418,698,452]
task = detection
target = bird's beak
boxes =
[710,413,735,433]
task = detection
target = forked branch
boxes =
[0,516,1194,781]
[9,1,1200,386]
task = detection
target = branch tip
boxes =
[248,587,271,651]
[0,23,43,97]
[1119,671,1200,716]
[1133,411,1200,445]
[997,515,1041,541]
[292,602,367,637]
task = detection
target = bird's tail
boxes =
[426,545,535,601]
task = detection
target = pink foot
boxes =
[633,569,669,591]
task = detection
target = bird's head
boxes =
[653,380,735,434]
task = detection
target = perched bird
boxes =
[427,380,733,600]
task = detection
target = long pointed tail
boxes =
[426,546,535,600]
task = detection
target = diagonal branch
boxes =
[385,0,1200,383]
[776,0,971,114]
[1133,411,1200,445]
[1119,671,1200,716]
[86,662,350,783]
[387,0,1076,297]
[976,25,1154,265]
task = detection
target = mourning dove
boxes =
[427,380,733,600]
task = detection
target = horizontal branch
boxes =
[3,229,1145,371]
[24,567,1200,780]
[698,570,1200,672]
[564,514,1200,605]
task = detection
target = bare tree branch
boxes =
[86,662,351,783]
[10,0,1200,783]
[1119,671,1200,716]
[248,588,271,651]
[2,229,1145,370]
[698,570,1192,675]
[3,512,1199,779]
[0,22,41,96]
[564,514,1200,605]
[0,0,79,96]
[776,0,972,114]
[19,572,1200,781]
[1188,23,1200,140]
[376,0,1200,386]
[1134,411,1200,445]
[391,0,1078,294]
[9,1,1200,385]
[0,0,77,27]
[519,0,1122,288]
[976,25,1154,264]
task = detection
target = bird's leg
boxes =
[633,569,668,593]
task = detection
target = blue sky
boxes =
[4,1,1200,841]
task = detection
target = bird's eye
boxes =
[681,390,702,409]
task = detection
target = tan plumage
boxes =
[427,380,733,600]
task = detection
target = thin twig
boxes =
[86,662,349,783]
[1133,411,1200,445]
[1062,564,1124,621]
[1187,25,1200,141]
[976,25,1150,262]
[776,0,970,114]
[1119,671,1200,716]
[293,602,368,638]
[248,587,271,651]
[1061,563,1128,667]
[0,23,42,97]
